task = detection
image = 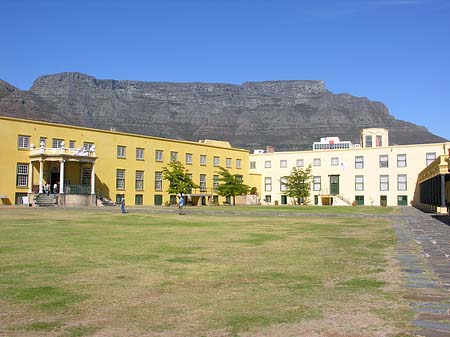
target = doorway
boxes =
[329,175,340,195]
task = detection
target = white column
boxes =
[28,162,33,193]
[59,160,65,194]
[39,159,44,194]
[90,162,96,195]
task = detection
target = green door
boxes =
[397,195,408,206]
[281,195,287,205]
[330,175,340,195]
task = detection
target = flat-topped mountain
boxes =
[0,72,446,150]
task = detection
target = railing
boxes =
[64,185,91,194]
[29,146,96,157]
[188,187,217,195]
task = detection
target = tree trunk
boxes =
[232,195,236,206]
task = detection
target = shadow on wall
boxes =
[95,176,111,201]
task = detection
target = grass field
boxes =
[0,206,413,337]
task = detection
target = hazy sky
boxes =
[1,0,449,140]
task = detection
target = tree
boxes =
[285,165,313,205]
[216,166,250,206]
[162,161,199,196]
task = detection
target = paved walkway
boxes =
[392,208,450,337]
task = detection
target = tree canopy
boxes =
[284,165,313,205]
[216,166,250,205]
[162,161,199,195]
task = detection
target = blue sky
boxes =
[1,0,449,140]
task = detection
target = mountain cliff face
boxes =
[0,72,447,150]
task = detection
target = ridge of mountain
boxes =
[0,72,447,150]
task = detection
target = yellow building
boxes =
[0,116,252,206]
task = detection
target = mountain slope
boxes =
[0,72,446,150]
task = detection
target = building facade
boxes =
[250,129,450,209]
[0,116,251,206]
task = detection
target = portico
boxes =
[28,142,98,206]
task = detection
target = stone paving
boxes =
[392,208,450,337]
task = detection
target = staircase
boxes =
[333,195,351,206]
[34,194,56,207]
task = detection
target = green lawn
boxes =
[0,207,412,337]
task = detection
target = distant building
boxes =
[250,128,450,210]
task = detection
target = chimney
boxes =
[266,145,275,153]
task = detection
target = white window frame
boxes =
[355,156,364,169]
[116,169,125,190]
[397,154,407,168]
[136,148,144,160]
[355,175,364,191]
[331,157,339,166]
[52,138,64,148]
[156,150,163,162]
[264,160,271,168]
[213,156,220,167]
[200,155,207,166]
[379,155,389,168]
[155,172,162,191]
[280,160,287,168]
[380,175,389,191]
[313,176,321,191]
[313,158,321,167]
[236,159,242,169]
[264,177,272,192]
[296,159,304,167]
[426,152,436,166]
[280,176,287,192]
[226,158,232,168]
[16,163,28,187]
[18,135,30,149]
[186,153,193,165]
[135,170,144,191]
[117,146,126,158]
[170,151,178,162]
[250,161,256,169]
[397,174,407,191]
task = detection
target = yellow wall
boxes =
[0,117,250,206]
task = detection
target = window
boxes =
[18,135,30,149]
[116,194,125,204]
[155,172,162,191]
[380,175,389,191]
[355,156,364,169]
[213,156,220,167]
[397,154,407,167]
[313,158,321,167]
[200,174,207,192]
[16,163,28,187]
[226,158,232,168]
[397,174,407,191]
[376,135,382,147]
[331,157,339,166]
[186,153,193,165]
[426,152,436,166]
[52,138,64,148]
[296,159,304,167]
[213,175,219,191]
[117,146,126,158]
[136,148,144,160]
[250,161,256,169]
[116,169,125,190]
[264,160,271,168]
[40,137,47,147]
[156,150,163,162]
[265,177,272,191]
[170,151,178,162]
[236,159,242,169]
[135,194,143,205]
[280,177,287,192]
[200,155,207,166]
[379,155,389,168]
[355,175,364,191]
[69,140,76,149]
[83,142,94,151]
[365,135,372,147]
[280,160,287,168]
[82,168,91,185]
[313,176,321,191]
[264,195,272,203]
[135,171,144,190]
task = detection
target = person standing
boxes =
[120,197,126,214]
[53,183,58,194]
[178,193,185,215]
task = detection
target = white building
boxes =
[250,128,450,207]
